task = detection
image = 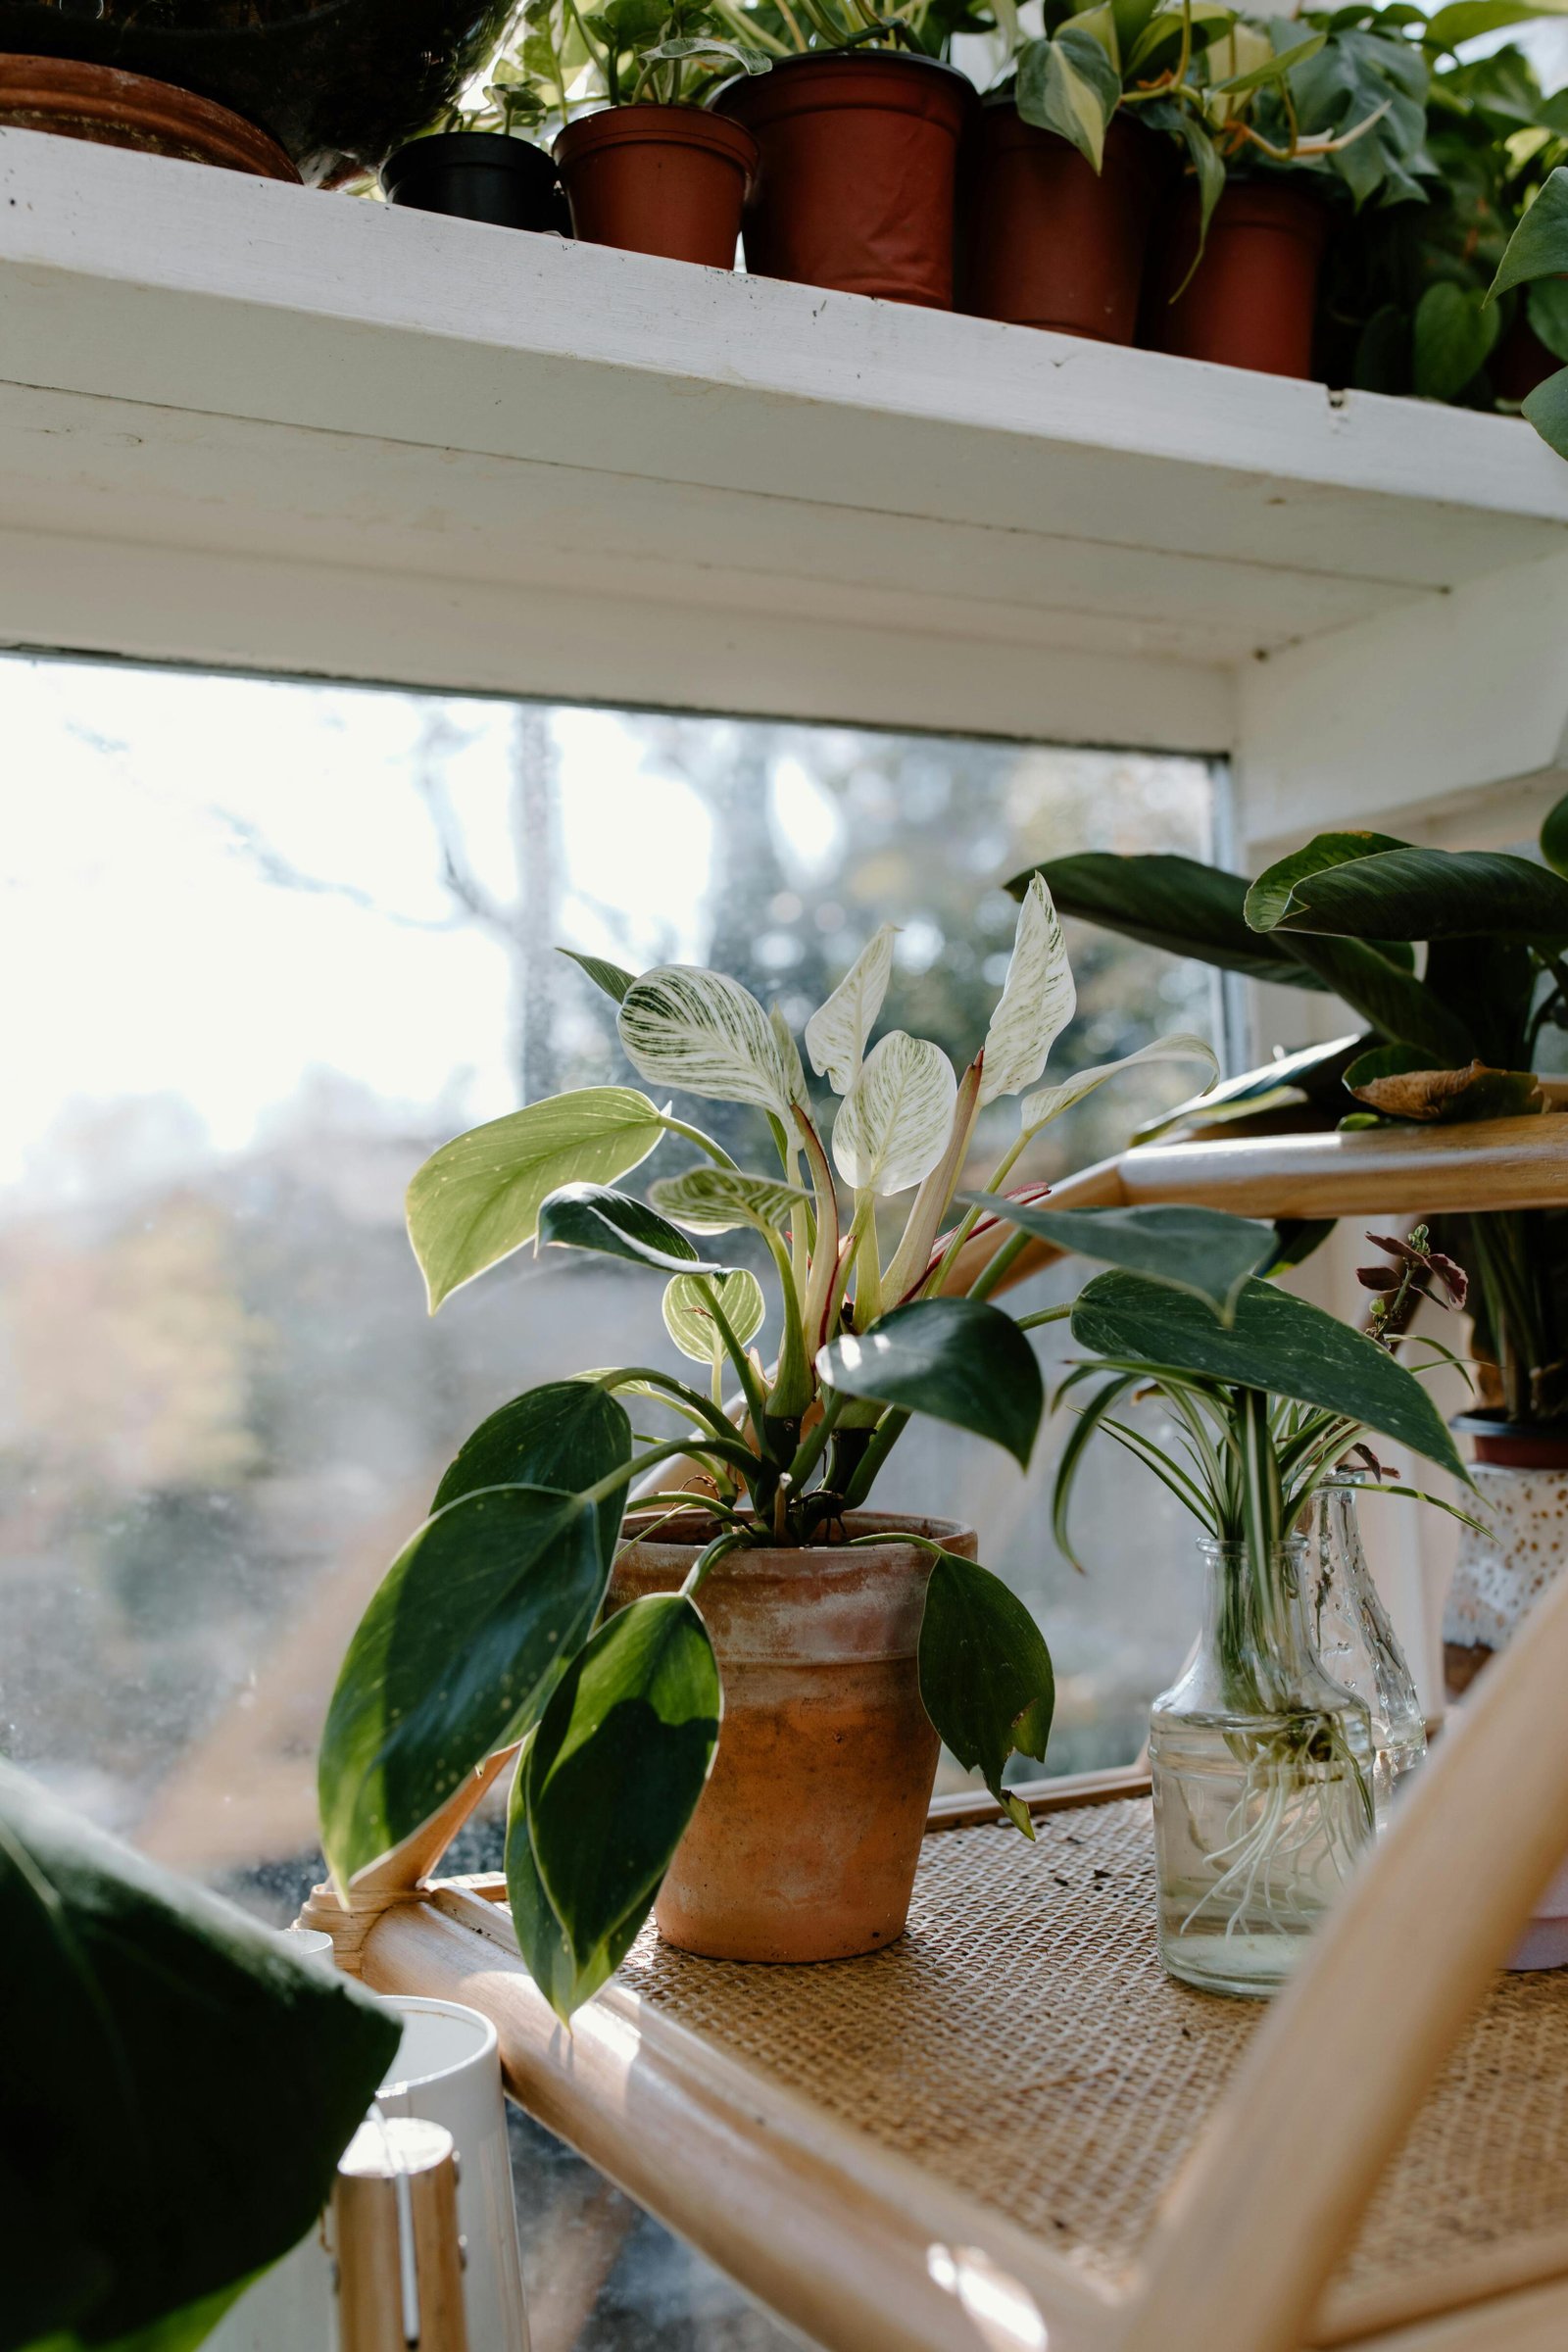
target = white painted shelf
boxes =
[3,122,1568,778]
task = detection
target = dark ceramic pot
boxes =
[382,131,564,233]
[0,1,514,183]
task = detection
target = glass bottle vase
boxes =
[1308,1472,1426,1821]
[1149,1536,1376,1999]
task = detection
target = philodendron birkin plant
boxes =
[318,881,1222,2016]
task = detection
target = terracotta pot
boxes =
[382,130,564,233]
[965,103,1159,342]
[1145,179,1328,379]
[717,49,978,309]
[0,53,297,177]
[0,2,514,184]
[554,104,756,269]
[610,1509,975,1961]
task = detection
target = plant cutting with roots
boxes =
[318,878,1226,2018]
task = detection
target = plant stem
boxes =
[657,1113,738,1170]
[841,1408,910,1509]
[967,1226,1032,1302]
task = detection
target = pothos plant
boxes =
[493,0,770,122]
[318,881,1218,2020]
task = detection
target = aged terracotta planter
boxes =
[610,1509,975,1961]
[0,53,297,177]
[965,102,1159,342]
[1145,179,1328,379]
[717,49,977,308]
[555,104,756,269]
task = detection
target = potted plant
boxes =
[1003,1204,1471,1994]
[1011,800,1568,1700]
[318,884,1218,2016]
[381,63,565,233]
[710,0,986,308]
[1490,163,1568,453]
[0,1,517,185]
[1144,9,1433,377]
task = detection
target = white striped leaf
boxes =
[662,1268,766,1361]
[618,965,791,1120]
[804,923,898,1094]
[770,1005,811,1108]
[650,1166,809,1235]
[832,1030,957,1197]
[1019,1031,1218,1135]
[979,875,1076,1107]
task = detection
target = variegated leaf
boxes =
[832,1030,957,1197]
[662,1267,767,1362]
[804,923,898,1094]
[618,965,791,1120]
[770,1005,810,1108]
[650,1166,810,1235]
[978,875,1076,1108]
[1019,1032,1218,1135]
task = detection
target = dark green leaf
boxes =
[1522,361,1568,460]
[1491,165,1568,297]
[431,1380,631,1567]
[559,947,637,1004]
[319,1485,609,1885]
[1250,840,1568,946]
[1260,1218,1337,1276]
[408,1087,666,1310]
[505,1740,643,2024]
[1070,1271,1469,1478]
[1245,829,1415,934]
[1009,852,1325,986]
[1427,0,1554,48]
[1276,931,1475,1062]
[1413,280,1500,399]
[1527,275,1568,365]
[526,1594,719,2012]
[818,1298,1044,1468]
[0,1763,397,2352]
[1132,1034,1368,1141]
[536,1182,721,1274]
[917,1551,1054,1836]
[1542,790,1568,880]
[963,1198,1274,1324]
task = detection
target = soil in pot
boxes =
[554,105,756,269]
[717,49,977,309]
[1144,179,1329,378]
[382,131,564,233]
[964,104,1159,341]
[611,1509,976,1962]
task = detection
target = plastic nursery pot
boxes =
[610,1509,976,1962]
[717,49,978,310]
[553,105,757,270]
[382,131,563,233]
[964,103,1160,342]
[1144,179,1329,379]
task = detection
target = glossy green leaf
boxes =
[1527,275,1568,365]
[1244,829,1414,934]
[1428,0,1568,49]
[1542,789,1568,879]
[1015,26,1122,170]
[526,1593,720,2013]
[1249,839,1568,946]
[1413,280,1500,399]
[963,1199,1274,1324]
[662,1267,766,1362]
[0,1762,397,2352]
[1009,852,1325,987]
[408,1087,665,1311]
[431,1380,631,1569]
[1491,164,1568,297]
[505,1740,642,2023]
[1522,361,1568,459]
[1269,932,1473,1063]
[649,1165,810,1235]
[319,1485,610,1886]
[917,1551,1054,1835]
[536,1182,714,1273]
[1070,1271,1469,1478]
[618,964,793,1120]
[818,1298,1045,1468]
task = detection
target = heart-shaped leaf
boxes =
[537,1182,718,1273]
[525,1593,720,2012]
[805,923,898,1094]
[408,1087,666,1311]
[917,1553,1054,1836]
[618,965,792,1120]
[319,1484,611,1886]
[1008,852,1323,988]
[1523,358,1568,460]
[1,1762,398,2351]
[832,1031,957,1196]
[979,874,1076,1107]
[505,1740,644,2024]
[662,1267,767,1362]
[1070,1272,1469,1479]
[650,1165,809,1235]
[964,1200,1274,1324]
[1015,25,1121,170]
[431,1380,631,1568]
[1491,163,1568,298]
[819,1298,1044,1467]
[1413,281,1499,402]
[1019,1031,1218,1136]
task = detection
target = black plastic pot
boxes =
[382,132,564,233]
[0,1,515,184]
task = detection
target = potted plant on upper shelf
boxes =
[710,0,989,308]
[1489,162,1568,453]
[381,57,565,233]
[1011,799,1568,1702]
[318,882,1220,2016]
[1144,8,1433,377]
[0,0,516,185]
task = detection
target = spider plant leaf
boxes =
[804,922,898,1094]
[978,874,1076,1107]
[832,1031,957,1197]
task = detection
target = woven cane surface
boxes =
[619,1794,1568,2316]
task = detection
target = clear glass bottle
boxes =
[1308,1471,1426,1821]
[1149,1536,1376,1999]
